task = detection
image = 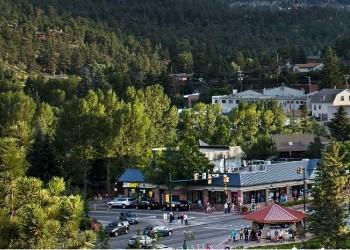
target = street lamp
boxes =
[304,76,311,93]
[296,167,306,212]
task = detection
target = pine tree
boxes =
[321,47,343,88]
[328,106,350,141]
[309,141,349,248]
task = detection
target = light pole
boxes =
[297,167,306,212]
[304,76,311,93]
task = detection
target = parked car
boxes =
[143,225,173,237]
[154,244,173,249]
[128,235,155,248]
[117,220,129,229]
[163,200,190,211]
[105,222,128,237]
[136,200,160,210]
[120,212,138,224]
[107,197,136,209]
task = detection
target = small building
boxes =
[245,204,305,240]
[183,93,200,108]
[293,63,324,73]
[198,140,245,173]
[117,168,158,201]
[271,133,329,157]
[310,88,350,121]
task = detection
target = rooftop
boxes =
[310,88,347,103]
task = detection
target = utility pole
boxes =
[305,76,311,94]
[297,167,306,212]
[169,173,173,211]
[238,70,243,92]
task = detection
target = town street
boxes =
[89,203,250,249]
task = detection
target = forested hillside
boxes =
[19,0,350,78]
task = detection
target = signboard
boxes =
[165,194,170,203]
[251,198,255,204]
[123,182,139,188]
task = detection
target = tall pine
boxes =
[328,106,350,141]
[321,47,343,88]
[309,141,349,248]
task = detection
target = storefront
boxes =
[243,189,266,204]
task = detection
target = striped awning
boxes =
[244,204,304,223]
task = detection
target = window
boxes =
[319,105,321,110]
[341,96,345,101]
[313,105,316,110]
[236,100,240,104]
[296,101,299,104]
[229,99,233,104]
[222,99,226,104]
[214,100,218,103]
[291,101,294,104]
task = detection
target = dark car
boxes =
[136,200,160,210]
[143,225,173,237]
[163,200,190,211]
[105,222,128,237]
[120,211,139,224]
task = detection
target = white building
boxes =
[199,141,245,173]
[310,88,350,121]
[292,63,324,73]
[212,86,308,114]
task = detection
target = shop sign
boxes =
[123,182,139,188]
[165,194,170,203]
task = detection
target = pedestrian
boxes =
[231,228,237,242]
[244,227,249,242]
[180,212,184,224]
[177,213,181,224]
[184,213,188,225]
[224,202,228,214]
[227,202,231,213]
[169,211,173,224]
[198,199,202,209]
[257,229,262,243]
[239,228,244,240]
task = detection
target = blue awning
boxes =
[118,168,144,183]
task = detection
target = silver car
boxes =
[108,197,136,209]
[128,235,155,248]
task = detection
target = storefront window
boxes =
[243,190,266,204]
[186,191,203,203]
[208,191,226,204]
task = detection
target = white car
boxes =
[108,197,136,209]
[128,235,155,248]
[118,221,129,229]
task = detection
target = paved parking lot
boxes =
[88,202,250,249]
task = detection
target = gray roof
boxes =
[210,159,318,187]
[310,89,344,103]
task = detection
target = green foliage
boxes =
[0,177,96,249]
[321,47,343,88]
[309,141,349,248]
[328,106,350,141]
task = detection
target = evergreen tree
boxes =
[27,130,60,182]
[309,141,349,248]
[300,104,311,133]
[321,47,343,88]
[328,106,350,141]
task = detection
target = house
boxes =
[271,133,329,157]
[198,140,245,173]
[306,55,321,64]
[212,85,308,114]
[183,93,200,108]
[292,63,324,73]
[310,88,350,121]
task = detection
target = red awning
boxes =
[244,204,304,224]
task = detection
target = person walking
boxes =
[180,212,184,225]
[231,228,237,242]
[244,227,249,242]
[183,213,188,225]
[198,199,202,209]
[257,229,262,243]
[169,211,174,224]
[239,228,244,240]
[224,202,228,214]
[227,202,231,213]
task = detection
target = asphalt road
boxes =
[88,202,250,249]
